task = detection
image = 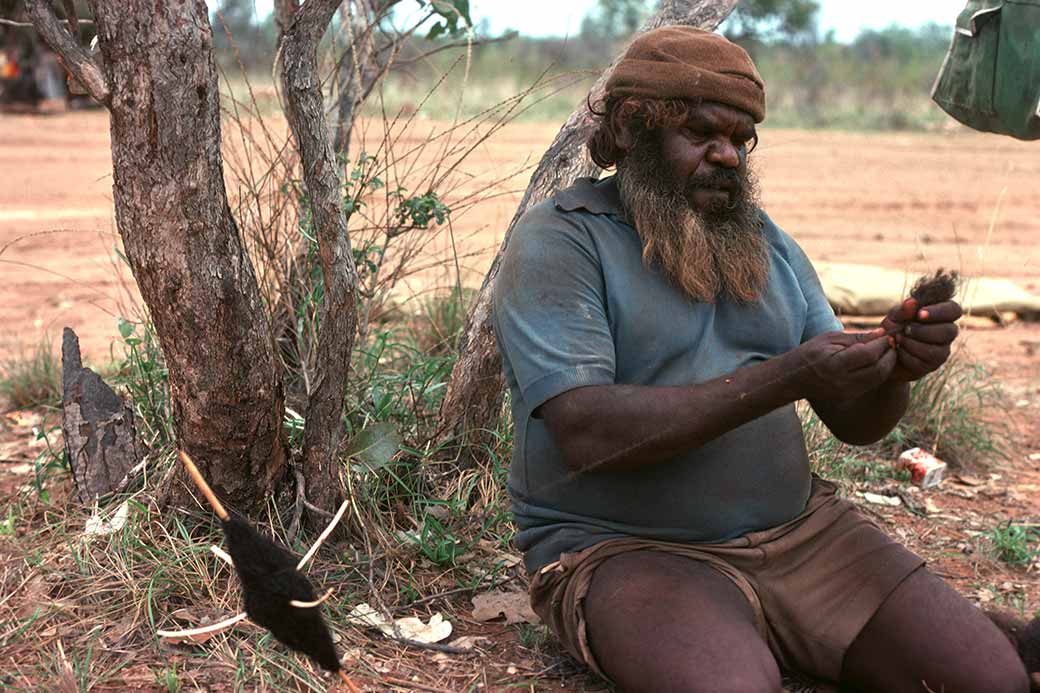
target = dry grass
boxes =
[0,338,62,411]
[0,444,562,691]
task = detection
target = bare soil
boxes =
[1,111,1039,691]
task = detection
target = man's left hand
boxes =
[880,297,962,383]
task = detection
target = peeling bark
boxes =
[439,0,740,450]
[30,0,287,511]
[62,328,141,503]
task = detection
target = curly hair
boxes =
[586,95,758,170]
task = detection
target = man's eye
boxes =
[683,128,708,141]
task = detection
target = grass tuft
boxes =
[804,351,1011,486]
[986,522,1040,567]
[0,338,62,411]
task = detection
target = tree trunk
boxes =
[439,0,740,451]
[279,0,361,520]
[28,0,287,511]
[332,0,374,161]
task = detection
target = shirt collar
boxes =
[553,175,624,216]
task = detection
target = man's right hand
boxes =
[788,330,898,403]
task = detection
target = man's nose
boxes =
[706,139,741,168]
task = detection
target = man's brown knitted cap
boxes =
[606,27,766,123]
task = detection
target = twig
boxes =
[178,451,229,521]
[0,17,94,27]
[288,467,306,542]
[296,497,350,570]
[209,545,234,567]
[290,587,334,609]
[384,636,473,655]
[379,675,458,693]
[391,573,521,613]
[156,612,248,639]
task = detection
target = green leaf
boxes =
[426,22,445,40]
[118,318,135,340]
[345,422,402,473]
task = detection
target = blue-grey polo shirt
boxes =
[492,175,843,574]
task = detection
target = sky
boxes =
[470,0,962,42]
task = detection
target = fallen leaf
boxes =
[1028,453,1040,462]
[923,498,942,515]
[83,500,129,538]
[2,463,33,474]
[861,492,901,507]
[449,635,490,651]
[392,613,452,643]
[346,603,452,643]
[471,589,540,625]
[952,474,985,486]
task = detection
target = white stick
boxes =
[297,498,350,570]
[157,611,247,639]
[210,545,234,567]
[290,587,335,609]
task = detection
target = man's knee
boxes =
[651,654,782,693]
[955,658,1030,693]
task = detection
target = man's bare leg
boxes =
[583,550,781,693]
[841,567,1029,693]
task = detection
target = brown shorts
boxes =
[528,477,925,683]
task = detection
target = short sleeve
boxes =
[775,227,842,342]
[493,204,616,410]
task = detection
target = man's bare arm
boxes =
[809,380,910,446]
[540,330,897,473]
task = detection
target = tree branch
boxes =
[278,0,361,521]
[23,0,109,105]
[0,18,94,28]
[438,0,741,450]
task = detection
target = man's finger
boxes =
[881,298,918,332]
[837,332,891,368]
[846,328,887,344]
[916,300,962,323]
[897,347,931,379]
[847,345,899,390]
[875,347,899,382]
[898,337,950,366]
[901,322,959,345]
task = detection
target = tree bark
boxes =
[279,0,361,519]
[28,0,287,511]
[438,0,740,450]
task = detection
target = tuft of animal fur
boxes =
[910,269,960,307]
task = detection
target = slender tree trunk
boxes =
[333,0,374,161]
[439,0,740,450]
[279,0,361,521]
[27,0,287,511]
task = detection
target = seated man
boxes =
[492,27,1029,693]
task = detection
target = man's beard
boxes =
[616,136,768,305]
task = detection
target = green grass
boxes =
[0,338,62,410]
[986,523,1040,567]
